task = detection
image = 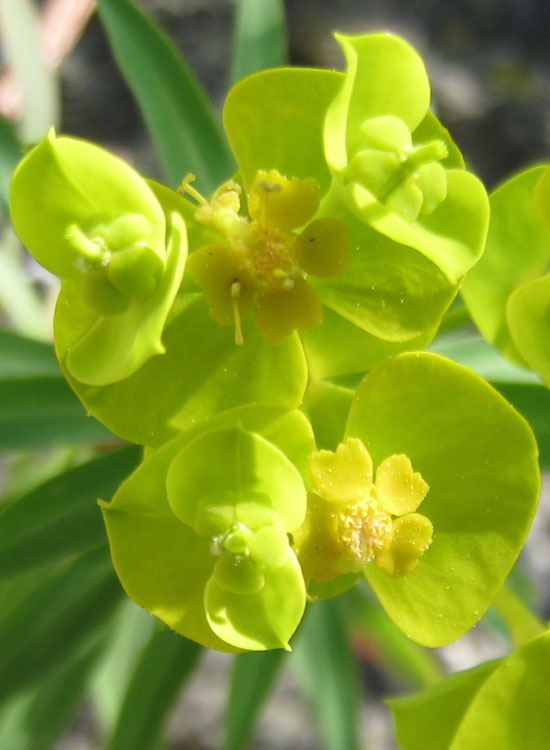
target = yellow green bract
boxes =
[9,130,186,386]
[102,424,308,652]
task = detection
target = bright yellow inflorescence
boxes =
[293,438,433,582]
[180,170,350,345]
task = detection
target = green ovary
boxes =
[294,438,433,582]
[345,115,449,222]
[199,502,292,596]
[183,169,350,344]
[66,213,164,316]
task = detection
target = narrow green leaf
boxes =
[0,241,50,340]
[107,628,202,750]
[0,376,115,451]
[0,0,59,140]
[0,331,59,379]
[230,0,287,84]
[343,586,443,690]
[493,585,545,648]
[96,0,234,191]
[222,649,288,750]
[293,599,360,750]
[0,445,140,583]
[90,601,155,736]
[0,332,116,451]
[0,546,123,704]
[0,633,106,750]
[0,116,22,214]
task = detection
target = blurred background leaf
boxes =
[96,0,234,192]
[0,0,59,141]
[293,597,361,750]
[0,444,139,581]
[106,626,203,750]
[222,648,288,750]
[0,331,117,452]
[0,115,21,214]
[0,546,122,706]
[230,0,287,84]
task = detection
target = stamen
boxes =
[230,280,244,345]
[177,173,209,207]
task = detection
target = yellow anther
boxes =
[257,179,283,193]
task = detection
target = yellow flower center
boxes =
[338,501,393,567]
[293,438,433,582]
[180,170,350,345]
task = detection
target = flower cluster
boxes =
[9,32,539,652]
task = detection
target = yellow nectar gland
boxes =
[294,438,433,582]
[180,170,350,345]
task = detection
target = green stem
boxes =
[494,584,546,648]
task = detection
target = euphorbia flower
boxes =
[213,31,490,378]
[9,130,186,386]
[101,413,313,651]
[321,34,488,286]
[183,170,349,344]
[292,352,539,647]
[462,164,550,387]
[295,438,433,583]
